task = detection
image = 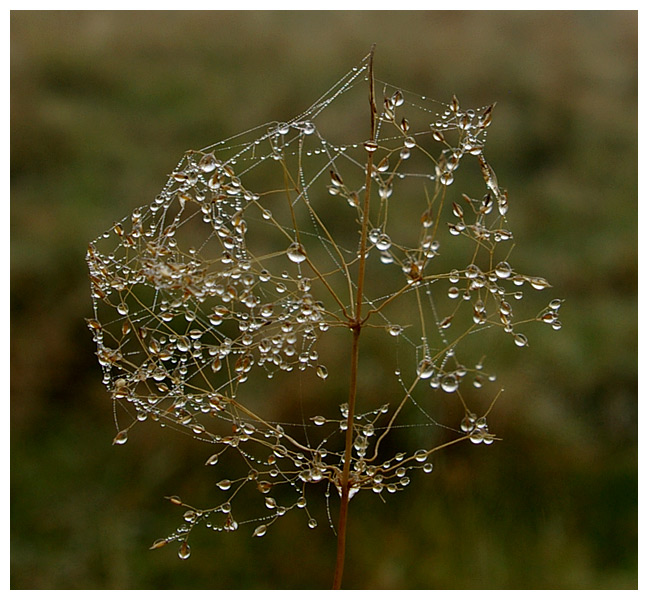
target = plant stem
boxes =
[332,43,377,591]
[332,325,361,590]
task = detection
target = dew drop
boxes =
[439,172,454,186]
[448,286,459,299]
[387,324,403,337]
[469,429,484,444]
[257,481,272,494]
[330,170,343,187]
[376,233,392,251]
[287,242,307,264]
[417,358,435,379]
[205,453,219,466]
[513,333,528,347]
[378,185,392,200]
[441,374,459,393]
[308,518,318,529]
[421,209,434,228]
[312,415,326,426]
[439,316,453,329]
[217,479,232,491]
[112,430,128,445]
[316,365,328,380]
[529,277,551,290]
[178,541,191,560]
[353,435,368,455]
[368,228,381,244]
[432,130,445,143]
[347,191,359,208]
[465,264,481,279]
[376,156,390,172]
[494,261,512,279]
[176,336,190,352]
[541,311,557,324]
[198,153,218,173]
[414,449,428,462]
[252,524,267,537]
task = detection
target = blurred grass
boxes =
[10,10,637,589]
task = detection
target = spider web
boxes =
[86,52,561,555]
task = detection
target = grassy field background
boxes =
[10,10,637,589]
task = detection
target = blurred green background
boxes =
[10,10,637,589]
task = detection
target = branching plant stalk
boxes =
[332,44,377,591]
[85,39,562,592]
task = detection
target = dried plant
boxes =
[86,47,561,588]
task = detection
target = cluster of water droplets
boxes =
[87,53,560,559]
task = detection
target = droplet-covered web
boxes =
[86,52,561,556]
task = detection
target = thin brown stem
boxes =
[332,43,377,591]
[332,325,361,590]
